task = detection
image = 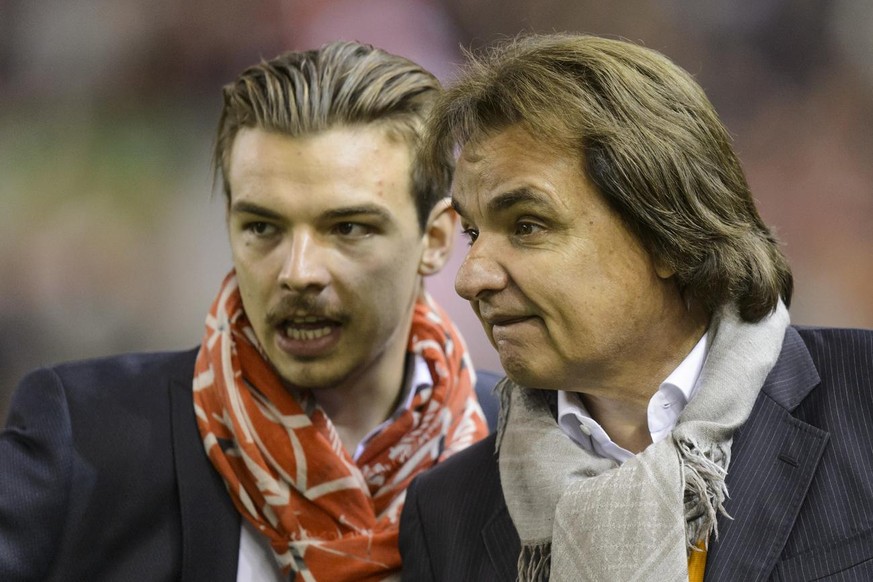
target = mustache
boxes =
[265,294,345,326]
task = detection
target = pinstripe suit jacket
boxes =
[400,326,873,581]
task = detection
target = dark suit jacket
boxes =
[400,326,873,581]
[0,349,241,581]
[0,348,501,581]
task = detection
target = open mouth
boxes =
[282,316,337,341]
[282,315,337,340]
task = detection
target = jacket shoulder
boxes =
[1,348,212,581]
[402,433,520,581]
[793,325,873,395]
[416,432,500,493]
[45,348,199,390]
[793,325,873,362]
[777,326,873,567]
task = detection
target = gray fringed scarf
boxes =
[497,302,790,581]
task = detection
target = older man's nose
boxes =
[454,241,508,301]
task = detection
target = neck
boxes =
[310,287,421,455]
[313,361,408,455]
[580,303,710,453]
[580,394,654,453]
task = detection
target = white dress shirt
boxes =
[557,332,709,464]
[236,354,433,581]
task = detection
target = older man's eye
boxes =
[461,227,479,245]
[515,221,543,236]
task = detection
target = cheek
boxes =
[361,242,422,283]
[361,258,420,309]
[228,231,252,259]
[234,264,273,322]
[236,278,262,318]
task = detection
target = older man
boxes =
[1,41,490,581]
[400,34,873,581]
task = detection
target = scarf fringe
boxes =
[517,542,551,582]
[495,378,512,451]
[676,436,732,551]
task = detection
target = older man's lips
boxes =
[489,315,538,341]
[490,316,531,327]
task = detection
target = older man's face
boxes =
[452,125,683,395]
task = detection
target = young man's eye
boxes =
[245,221,275,236]
[334,222,372,237]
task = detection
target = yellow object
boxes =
[688,544,707,582]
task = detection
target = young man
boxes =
[400,34,873,581]
[1,41,489,581]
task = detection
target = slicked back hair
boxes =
[214,41,451,230]
[424,33,792,322]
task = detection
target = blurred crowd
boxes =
[2,0,872,419]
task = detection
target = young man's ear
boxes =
[419,198,456,276]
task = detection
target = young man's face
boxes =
[226,125,430,390]
[452,125,686,395]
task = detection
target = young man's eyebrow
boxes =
[229,201,282,220]
[322,204,393,222]
[229,201,393,222]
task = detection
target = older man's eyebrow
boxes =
[453,187,551,219]
[488,188,552,213]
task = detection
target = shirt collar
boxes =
[661,330,709,406]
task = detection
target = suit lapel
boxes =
[705,328,828,581]
[476,433,522,581]
[482,504,521,581]
[169,358,241,582]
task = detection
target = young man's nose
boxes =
[278,231,330,292]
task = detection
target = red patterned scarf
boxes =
[193,272,488,581]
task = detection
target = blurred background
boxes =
[2,0,872,420]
